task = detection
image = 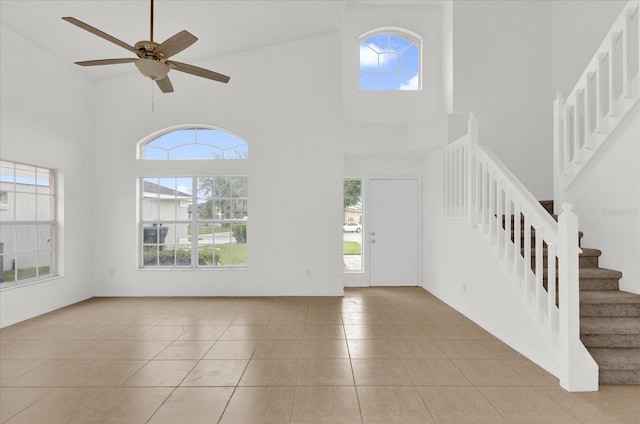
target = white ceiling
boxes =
[0,0,348,80]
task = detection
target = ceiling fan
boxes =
[62,0,230,93]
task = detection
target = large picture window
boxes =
[0,160,56,286]
[140,176,248,268]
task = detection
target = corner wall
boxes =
[448,0,553,199]
[0,25,95,327]
[422,146,561,377]
[563,105,640,294]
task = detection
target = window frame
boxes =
[138,126,248,161]
[139,176,248,269]
[138,126,249,270]
[359,28,423,91]
[0,160,57,288]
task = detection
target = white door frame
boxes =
[365,175,422,286]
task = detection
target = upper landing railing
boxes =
[554,1,640,210]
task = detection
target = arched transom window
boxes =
[141,127,248,160]
[359,29,421,91]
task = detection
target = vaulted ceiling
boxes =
[0,0,348,80]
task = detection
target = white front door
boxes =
[369,177,421,286]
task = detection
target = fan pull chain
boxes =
[151,80,155,112]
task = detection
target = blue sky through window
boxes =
[360,32,420,91]
[143,128,248,160]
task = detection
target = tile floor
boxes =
[1,287,639,423]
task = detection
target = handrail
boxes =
[554,1,639,210]
[444,113,598,391]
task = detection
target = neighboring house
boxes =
[141,180,191,244]
[344,205,362,224]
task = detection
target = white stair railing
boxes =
[554,0,640,210]
[444,113,599,392]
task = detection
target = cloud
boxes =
[399,74,419,90]
[360,43,391,69]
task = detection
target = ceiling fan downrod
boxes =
[150,0,154,42]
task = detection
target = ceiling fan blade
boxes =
[156,76,174,93]
[153,30,198,59]
[62,17,140,56]
[166,61,230,83]
[75,58,138,66]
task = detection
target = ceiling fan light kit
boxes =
[62,0,229,93]
[134,59,169,81]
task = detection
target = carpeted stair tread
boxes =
[579,268,623,279]
[580,290,640,317]
[524,247,601,256]
[580,290,640,305]
[581,317,640,335]
[541,267,622,279]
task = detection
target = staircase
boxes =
[524,200,640,385]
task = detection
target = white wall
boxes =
[563,105,640,294]
[91,33,345,296]
[422,146,561,377]
[0,25,95,327]
[448,0,553,200]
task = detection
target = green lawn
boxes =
[2,266,51,283]
[216,244,247,266]
[188,226,230,236]
[343,241,362,255]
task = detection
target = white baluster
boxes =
[496,179,504,258]
[553,92,565,214]
[584,72,596,150]
[504,190,512,273]
[596,53,610,134]
[609,31,623,116]
[572,92,583,164]
[623,7,630,98]
[487,172,497,246]
[467,113,479,227]
[514,200,522,286]
[535,225,544,321]
[547,241,557,345]
[523,212,532,301]
[563,105,573,172]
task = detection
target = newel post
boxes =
[553,93,565,215]
[558,203,579,389]
[467,113,479,227]
[558,203,598,391]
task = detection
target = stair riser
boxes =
[511,233,584,247]
[579,279,621,291]
[582,334,640,348]
[599,370,640,385]
[530,255,598,269]
[541,278,620,291]
[581,303,640,317]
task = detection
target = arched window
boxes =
[140,127,248,160]
[138,127,249,269]
[359,29,421,91]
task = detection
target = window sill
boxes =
[0,275,63,291]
